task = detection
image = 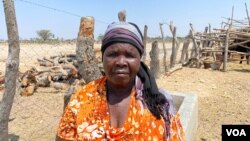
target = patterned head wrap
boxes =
[101,22,144,56]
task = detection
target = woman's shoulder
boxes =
[64,76,106,114]
[66,76,106,104]
[158,88,175,115]
[76,76,106,95]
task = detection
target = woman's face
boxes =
[103,43,141,88]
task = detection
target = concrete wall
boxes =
[171,92,198,141]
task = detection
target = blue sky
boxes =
[0,0,249,40]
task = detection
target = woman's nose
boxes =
[116,55,127,66]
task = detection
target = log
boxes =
[49,66,68,75]
[19,69,37,88]
[53,57,60,66]
[230,32,250,38]
[61,64,78,76]
[43,57,54,64]
[50,54,76,59]
[238,44,250,50]
[36,75,51,87]
[50,82,69,91]
[20,83,37,96]
[37,58,54,67]
[165,64,182,76]
[38,61,54,67]
[183,58,203,68]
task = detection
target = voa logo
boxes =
[226,129,246,136]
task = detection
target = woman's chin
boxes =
[111,77,132,86]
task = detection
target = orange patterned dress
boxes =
[57,76,185,141]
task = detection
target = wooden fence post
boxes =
[189,24,199,58]
[223,29,229,72]
[245,3,250,26]
[0,0,20,140]
[170,27,176,68]
[142,25,148,62]
[149,41,160,78]
[169,22,180,68]
[159,23,167,72]
[76,16,102,83]
[180,37,191,64]
[65,16,103,109]
[118,10,126,22]
[202,27,209,47]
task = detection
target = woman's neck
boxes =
[106,81,134,104]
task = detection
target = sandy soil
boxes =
[157,64,250,141]
[0,43,249,141]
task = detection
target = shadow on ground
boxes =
[231,69,250,73]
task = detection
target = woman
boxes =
[56,22,185,141]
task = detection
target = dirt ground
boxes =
[0,43,250,141]
[157,63,250,141]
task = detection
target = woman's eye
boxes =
[126,53,135,58]
[107,52,117,57]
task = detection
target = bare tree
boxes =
[0,0,20,140]
[36,29,54,41]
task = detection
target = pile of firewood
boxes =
[18,54,85,96]
[37,54,78,67]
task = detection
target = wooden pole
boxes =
[180,37,191,64]
[170,26,177,68]
[169,21,180,50]
[118,10,126,22]
[142,25,148,62]
[189,24,199,58]
[202,27,209,47]
[159,23,167,72]
[76,17,102,82]
[208,24,211,33]
[0,0,20,140]
[231,6,234,27]
[245,3,250,26]
[223,29,229,72]
[149,41,160,78]
[66,16,102,109]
